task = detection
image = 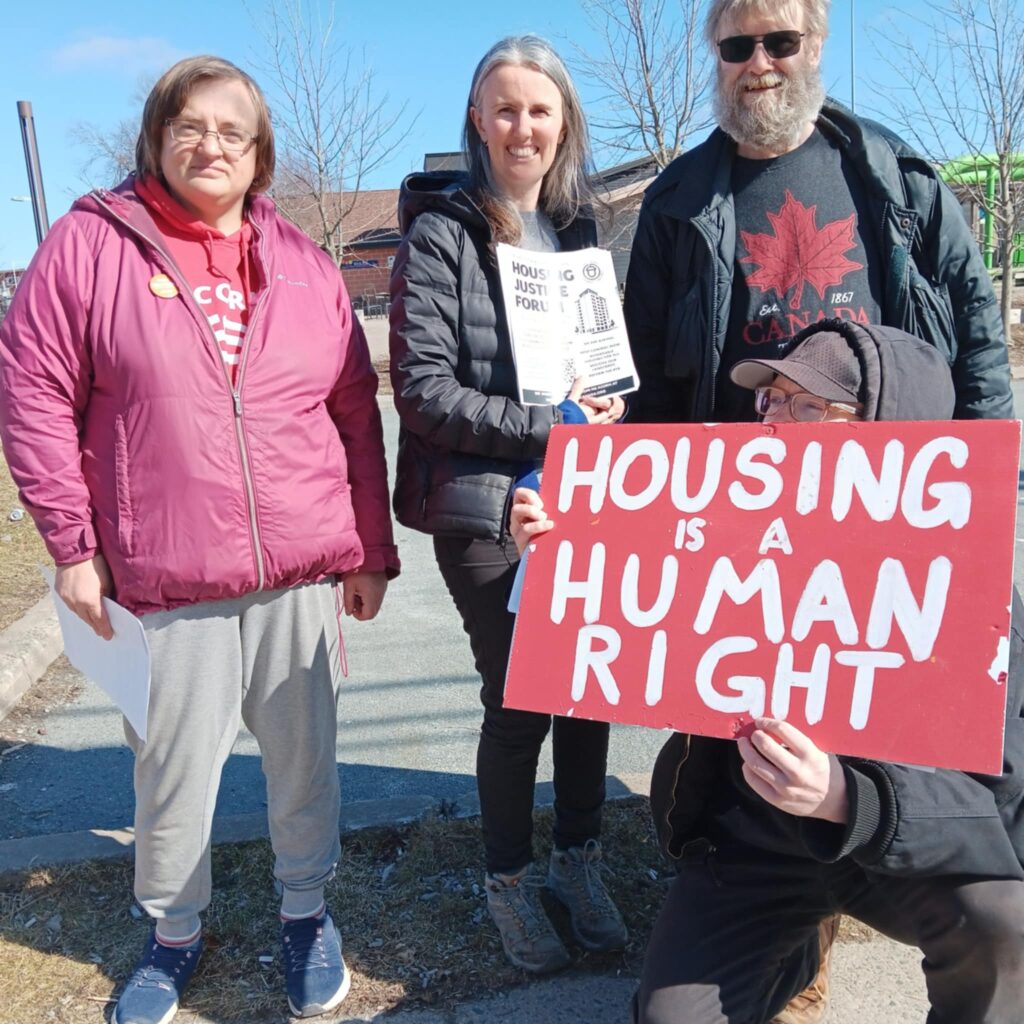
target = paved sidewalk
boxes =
[348,945,929,1024]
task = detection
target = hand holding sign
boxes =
[737,717,848,824]
[511,486,554,554]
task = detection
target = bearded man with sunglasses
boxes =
[624,0,1011,430]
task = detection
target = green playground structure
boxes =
[939,153,1024,271]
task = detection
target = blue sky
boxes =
[2,1,927,268]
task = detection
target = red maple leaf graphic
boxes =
[739,190,864,310]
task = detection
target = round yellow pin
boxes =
[149,274,178,299]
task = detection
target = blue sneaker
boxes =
[112,932,203,1024]
[281,910,351,1017]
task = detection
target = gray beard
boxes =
[714,64,826,154]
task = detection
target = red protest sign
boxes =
[504,421,1021,773]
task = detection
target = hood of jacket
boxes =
[398,171,490,236]
[71,175,278,263]
[788,319,955,422]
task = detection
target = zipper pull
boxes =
[233,392,242,416]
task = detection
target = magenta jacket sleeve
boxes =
[324,283,400,578]
[0,215,99,565]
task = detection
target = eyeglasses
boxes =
[164,119,257,153]
[717,30,805,64]
[754,386,861,423]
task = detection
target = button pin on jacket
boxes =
[149,274,179,299]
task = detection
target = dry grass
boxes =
[0,458,50,633]
[0,801,667,1024]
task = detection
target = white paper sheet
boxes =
[41,566,151,741]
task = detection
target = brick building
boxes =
[0,267,26,323]
[275,188,401,308]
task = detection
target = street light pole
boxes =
[850,0,856,113]
[17,100,50,245]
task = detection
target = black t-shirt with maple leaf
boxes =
[716,129,884,421]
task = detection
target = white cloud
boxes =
[51,35,184,76]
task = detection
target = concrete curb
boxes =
[0,592,62,722]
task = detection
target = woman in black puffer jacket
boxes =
[389,34,626,974]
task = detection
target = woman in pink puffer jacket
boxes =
[0,56,398,1024]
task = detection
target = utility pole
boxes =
[850,0,856,112]
[17,101,50,245]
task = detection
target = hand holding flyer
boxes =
[496,243,639,405]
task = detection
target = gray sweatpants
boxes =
[124,582,342,937]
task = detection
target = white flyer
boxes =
[496,243,639,405]
[41,566,151,741]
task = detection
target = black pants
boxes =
[634,838,1024,1024]
[434,535,610,875]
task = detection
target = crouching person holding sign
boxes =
[511,321,1024,1023]
[640,324,1024,1024]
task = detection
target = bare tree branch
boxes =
[71,77,153,191]
[572,0,714,170]
[249,0,415,265]
[71,119,137,190]
[869,0,1024,337]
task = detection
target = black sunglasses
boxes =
[717,30,805,64]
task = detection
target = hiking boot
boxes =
[281,910,351,1017]
[547,840,628,952]
[485,864,571,973]
[770,914,841,1024]
[112,931,203,1024]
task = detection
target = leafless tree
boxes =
[71,118,137,190]
[572,0,714,171]
[250,0,413,265]
[871,0,1024,338]
[71,78,152,191]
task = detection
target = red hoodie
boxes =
[134,176,254,383]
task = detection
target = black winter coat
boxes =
[624,100,1014,423]
[389,172,597,539]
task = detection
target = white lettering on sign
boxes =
[696,636,763,715]
[866,556,952,661]
[901,438,971,528]
[671,437,725,512]
[555,434,973,527]
[694,558,785,644]
[550,541,605,625]
[835,651,907,728]
[571,626,621,704]
[790,561,857,644]
[758,517,793,555]
[728,437,786,510]
[621,553,678,627]
[535,425,999,744]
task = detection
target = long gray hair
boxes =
[462,35,595,244]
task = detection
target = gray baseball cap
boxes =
[730,330,863,403]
